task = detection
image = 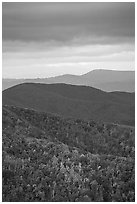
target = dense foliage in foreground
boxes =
[2,105,135,202]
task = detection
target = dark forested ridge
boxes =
[2,83,135,126]
[3,105,135,202]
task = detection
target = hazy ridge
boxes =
[2,69,135,92]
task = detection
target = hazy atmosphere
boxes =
[2,3,135,202]
[2,2,135,78]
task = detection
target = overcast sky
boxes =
[2,2,135,78]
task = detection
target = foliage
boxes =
[2,105,135,202]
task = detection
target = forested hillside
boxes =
[3,105,135,202]
[2,83,135,126]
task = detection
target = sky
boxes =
[2,2,135,78]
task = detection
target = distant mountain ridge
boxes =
[2,69,135,92]
[2,83,135,126]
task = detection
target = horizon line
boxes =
[2,68,135,80]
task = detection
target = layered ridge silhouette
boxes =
[3,69,135,92]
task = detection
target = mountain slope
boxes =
[2,105,135,202]
[2,69,135,92]
[2,83,135,126]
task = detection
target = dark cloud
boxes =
[2,2,135,43]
